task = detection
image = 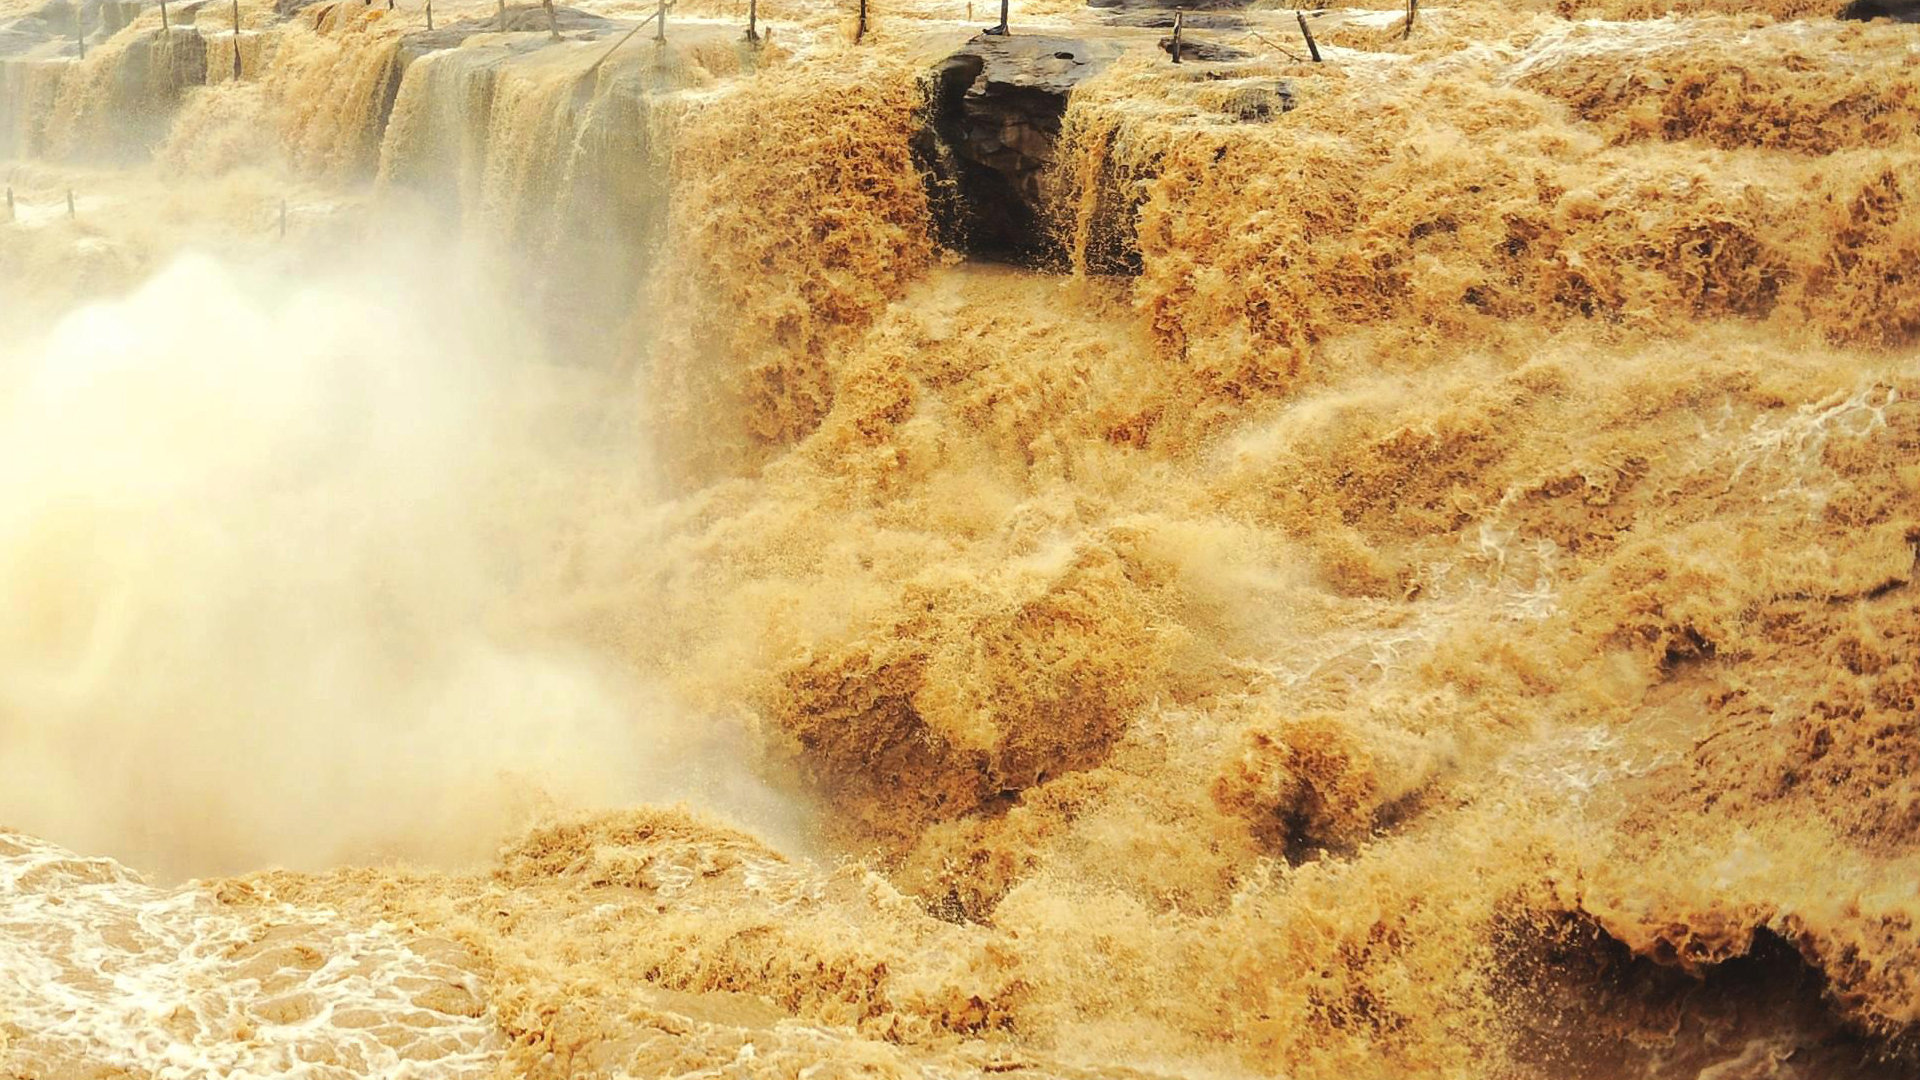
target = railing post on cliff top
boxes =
[497,0,506,33]
[5,187,13,222]
[232,0,243,79]
[67,189,76,218]
[855,0,867,42]
[279,198,287,239]
[1296,9,1320,62]
[745,0,757,42]
[425,0,432,30]
[161,0,169,31]
[1170,10,1182,63]
[997,0,1007,33]
[655,0,666,41]
[1404,0,1416,39]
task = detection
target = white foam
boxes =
[0,831,502,1078]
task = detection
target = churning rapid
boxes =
[2,0,1918,1074]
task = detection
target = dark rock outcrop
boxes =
[1086,0,1256,10]
[915,29,1290,272]
[1157,35,1251,62]
[1221,81,1294,122]
[918,33,1119,266]
[1838,0,1920,20]
[1105,10,1246,28]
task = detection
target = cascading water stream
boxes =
[2,0,1919,1077]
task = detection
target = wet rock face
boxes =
[1838,0,1920,19]
[399,2,619,51]
[1159,35,1251,62]
[919,34,1119,266]
[917,31,1279,272]
[1105,10,1245,28]
[1223,81,1294,122]
[1086,0,1254,10]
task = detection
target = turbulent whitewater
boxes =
[1,0,1917,1076]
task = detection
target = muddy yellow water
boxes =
[1,0,1916,1076]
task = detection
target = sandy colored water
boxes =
[2,0,1918,1076]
